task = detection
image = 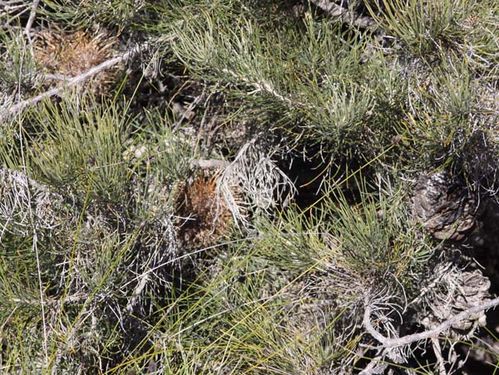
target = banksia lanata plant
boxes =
[1,0,498,373]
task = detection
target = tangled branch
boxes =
[363,294,499,349]
[217,138,297,228]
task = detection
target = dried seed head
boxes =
[174,172,235,249]
[33,27,119,94]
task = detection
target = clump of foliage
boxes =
[1,0,498,373]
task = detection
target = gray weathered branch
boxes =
[0,40,153,123]
[363,294,499,349]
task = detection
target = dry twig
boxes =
[360,291,499,374]
[0,40,154,122]
[217,138,297,228]
[190,159,230,170]
[363,294,499,349]
[432,337,447,375]
[24,0,40,41]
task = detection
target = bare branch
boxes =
[0,40,155,122]
[432,337,447,375]
[358,354,388,375]
[363,294,499,349]
[24,0,40,41]
[190,159,230,170]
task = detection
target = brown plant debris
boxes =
[33,27,119,93]
[174,172,234,249]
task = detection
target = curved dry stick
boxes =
[24,0,40,40]
[363,294,499,349]
[0,40,154,122]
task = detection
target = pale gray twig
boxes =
[0,0,29,23]
[363,294,499,349]
[190,159,230,170]
[0,40,155,122]
[217,138,297,228]
[24,0,40,41]
[432,337,447,375]
[358,355,388,375]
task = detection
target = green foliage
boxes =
[112,242,354,374]
[365,0,499,71]
[40,0,148,29]
[0,29,37,99]
[168,6,408,160]
[366,0,468,56]
[254,180,433,298]
[26,97,130,203]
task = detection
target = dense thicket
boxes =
[0,0,498,373]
